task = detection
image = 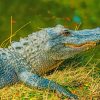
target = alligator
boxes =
[0,25,100,100]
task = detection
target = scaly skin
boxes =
[0,25,100,100]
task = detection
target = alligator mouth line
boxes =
[64,41,97,49]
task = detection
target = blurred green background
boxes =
[0,0,100,67]
[0,0,100,42]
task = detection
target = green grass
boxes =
[0,0,100,100]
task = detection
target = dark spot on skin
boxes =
[34,39,37,41]
[37,45,39,48]
[2,53,6,55]
[23,42,29,46]
[15,47,22,49]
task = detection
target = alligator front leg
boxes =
[18,71,78,100]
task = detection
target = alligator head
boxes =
[45,25,100,60]
[9,24,100,75]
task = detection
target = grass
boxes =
[0,19,31,48]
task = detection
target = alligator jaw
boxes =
[64,41,97,50]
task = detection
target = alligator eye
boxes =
[62,30,70,36]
